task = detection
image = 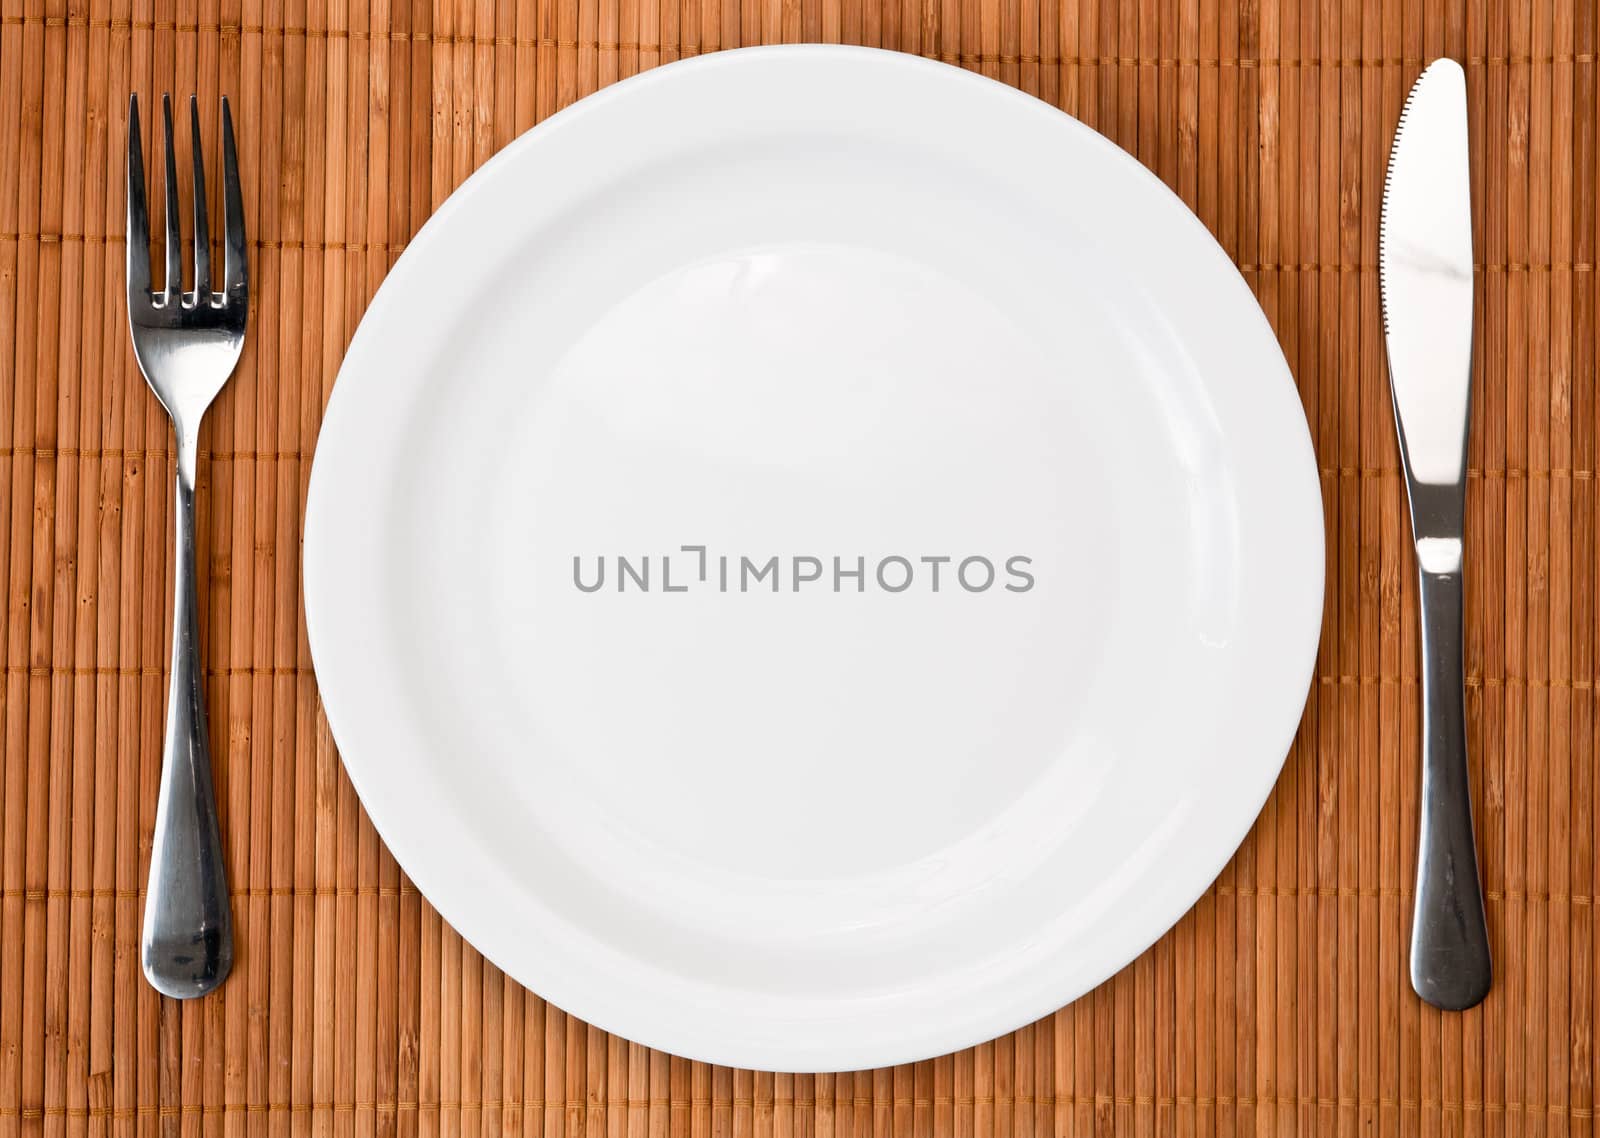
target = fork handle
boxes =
[1409,559,1491,1010]
[141,440,233,998]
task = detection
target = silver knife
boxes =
[1379,57,1491,1011]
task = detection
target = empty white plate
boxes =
[304,45,1323,1072]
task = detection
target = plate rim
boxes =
[303,42,1325,1071]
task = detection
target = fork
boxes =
[127,93,247,998]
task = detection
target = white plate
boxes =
[304,45,1323,1072]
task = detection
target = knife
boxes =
[1379,58,1491,1011]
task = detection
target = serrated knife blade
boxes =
[1380,58,1474,487]
[1379,58,1491,1013]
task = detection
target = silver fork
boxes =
[127,93,247,998]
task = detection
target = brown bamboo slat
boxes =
[2,1,1598,1134]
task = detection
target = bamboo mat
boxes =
[0,0,1596,1133]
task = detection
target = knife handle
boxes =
[1410,555,1491,1010]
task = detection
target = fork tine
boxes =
[189,96,211,302]
[126,94,152,300]
[160,95,182,300]
[220,98,247,302]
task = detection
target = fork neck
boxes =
[173,421,200,489]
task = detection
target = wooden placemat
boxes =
[1,0,1595,1133]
